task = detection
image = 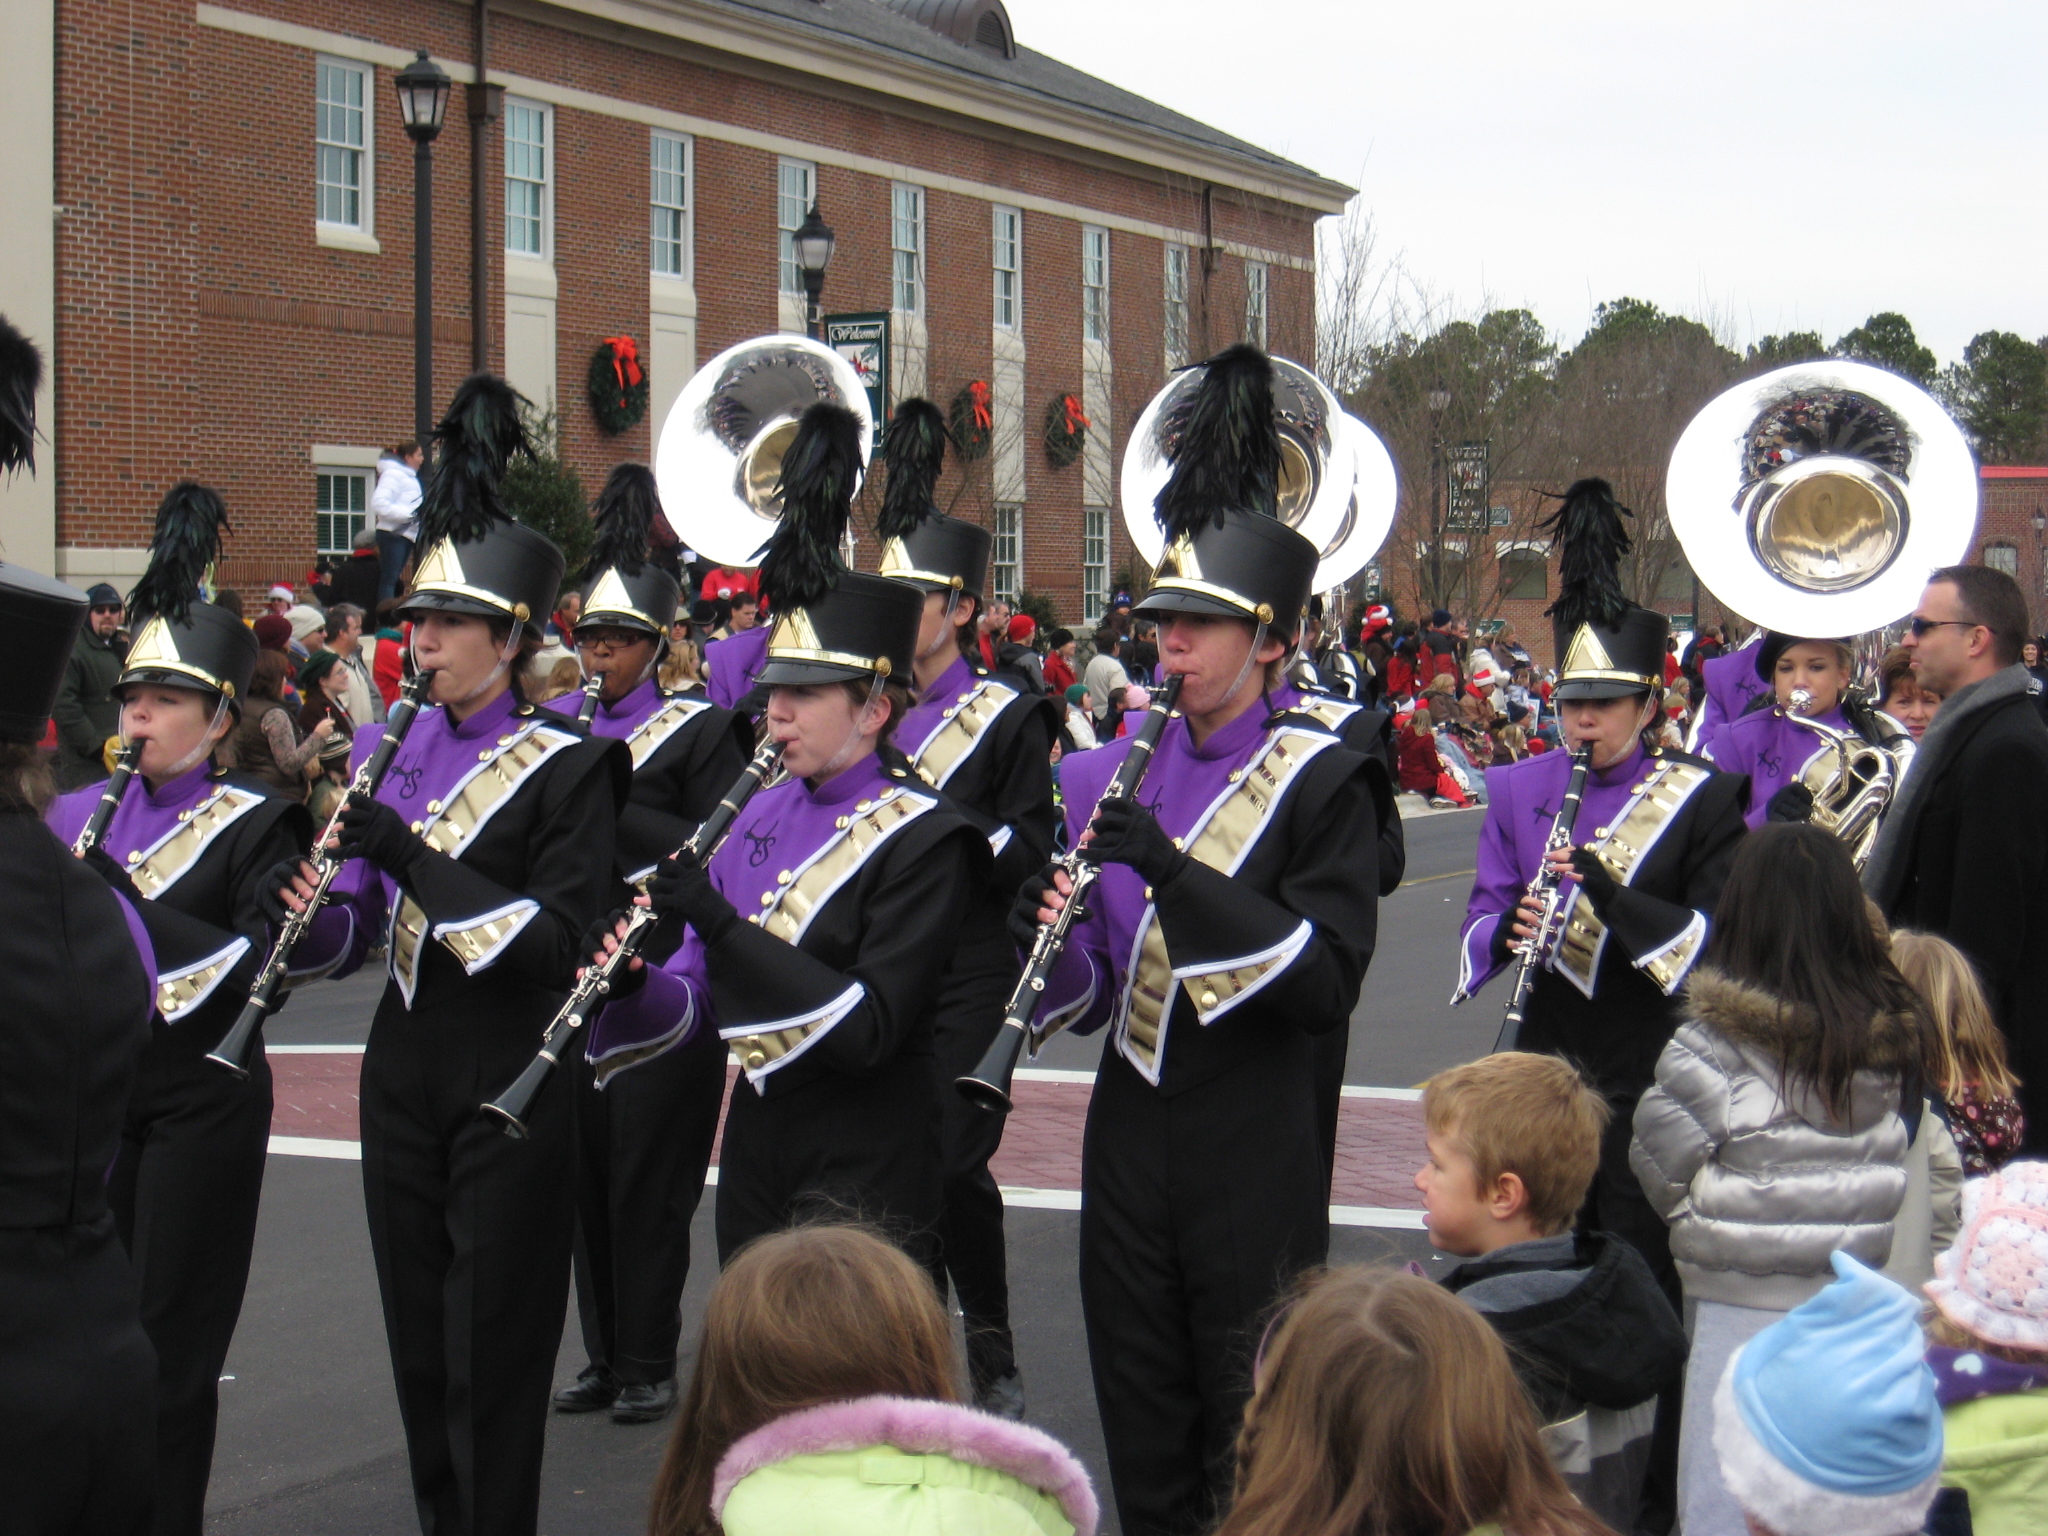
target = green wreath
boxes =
[1044,392,1088,469]
[950,381,993,462]
[588,336,649,435]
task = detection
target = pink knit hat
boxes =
[1925,1159,2048,1353]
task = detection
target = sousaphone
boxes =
[653,334,875,569]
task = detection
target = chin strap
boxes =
[150,693,235,782]
[915,591,964,678]
[417,620,526,708]
[814,672,890,782]
[1217,621,1272,710]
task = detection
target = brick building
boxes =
[1974,467,2048,635]
[0,0,1345,627]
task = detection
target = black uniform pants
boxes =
[571,1025,726,1386]
[716,1054,943,1279]
[107,1017,273,1536]
[0,1218,158,1536]
[1080,1046,1328,1536]
[1309,1025,1348,1195]
[933,945,1018,1393]
[360,991,577,1536]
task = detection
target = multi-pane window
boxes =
[1163,244,1190,367]
[505,100,551,258]
[315,469,370,557]
[992,205,1021,330]
[1498,548,1547,601]
[777,159,816,295]
[1082,226,1110,343]
[993,504,1022,605]
[1082,508,1108,624]
[892,184,926,315]
[1984,542,2020,578]
[650,131,691,278]
[315,59,368,229]
[1245,261,1268,348]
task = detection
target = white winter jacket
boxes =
[1630,966,1913,1310]
[370,454,423,537]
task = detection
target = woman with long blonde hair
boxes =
[1216,1266,1609,1536]
[1890,929,2024,1173]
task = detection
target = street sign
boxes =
[1446,441,1490,529]
[822,312,890,427]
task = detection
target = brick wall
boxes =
[51,0,1323,628]
[1974,469,2048,634]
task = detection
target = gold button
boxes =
[855,800,873,813]
[427,799,442,814]
[1594,826,1609,838]
[410,820,424,833]
[499,734,516,746]
[776,869,793,885]
[1228,770,1242,783]
[744,1048,767,1071]
[749,912,764,924]
[942,708,958,720]
[958,692,974,702]
[127,850,141,863]
[1200,989,1219,1010]
[760,892,775,906]
[835,815,850,829]
[1143,885,1153,900]
[177,809,192,822]
[478,749,493,760]
[1172,837,1185,850]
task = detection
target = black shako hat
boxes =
[0,562,90,743]
[119,482,258,714]
[755,401,920,687]
[1135,345,1316,634]
[402,375,564,628]
[874,397,991,598]
[1542,478,1666,701]
[577,463,681,636]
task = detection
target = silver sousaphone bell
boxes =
[1666,360,1978,635]
[653,334,875,569]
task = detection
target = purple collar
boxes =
[601,676,661,723]
[444,687,521,741]
[918,653,976,707]
[1928,1344,2048,1407]
[1588,740,1650,789]
[1185,687,1280,762]
[143,760,218,807]
[802,751,889,806]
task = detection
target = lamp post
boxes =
[1426,384,1451,610]
[2033,510,2046,630]
[792,202,836,341]
[395,50,453,445]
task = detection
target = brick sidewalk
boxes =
[269,1053,1427,1215]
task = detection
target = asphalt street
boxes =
[210,802,1491,1534]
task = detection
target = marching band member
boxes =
[1017,346,1381,1536]
[1453,480,1749,1295]
[702,593,770,710]
[585,402,989,1275]
[874,399,1059,1418]
[45,487,313,1536]
[267,377,628,1536]
[1684,628,1766,748]
[544,465,751,1426]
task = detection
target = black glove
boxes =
[576,907,647,1000]
[1765,781,1815,823]
[332,792,427,876]
[256,856,314,926]
[1009,860,1072,950]
[648,846,740,947]
[1489,910,1517,966]
[80,846,144,906]
[1567,848,1619,913]
[1086,797,1189,887]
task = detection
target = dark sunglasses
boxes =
[91,605,123,616]
[1907,617,1980,637]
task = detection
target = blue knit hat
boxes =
[1713,1252,1944,1536]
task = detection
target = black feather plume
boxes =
[128,482,230,626]
[877,397,949,542]
[416,374,532,550]
[1540,477,1634,632]
[1152,344,1280,543]
[755,402,864,613]
[0,314,42,475]
[582,463,662,583]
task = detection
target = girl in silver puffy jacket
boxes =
[1628,822,1928,1536]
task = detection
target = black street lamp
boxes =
[792,202,836,341]
[395,50,453,445]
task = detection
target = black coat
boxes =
[1882,688,2048,1142]
[611,696,754,879]
[53,629,125,788]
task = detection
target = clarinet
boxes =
[479,735,786,1138]
[73,742,144,855]
[1495,742,1594,1053]
[574,671,605,726]
[957,673,1185,1114]
[206,670,437,1078]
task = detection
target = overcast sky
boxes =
[1009,0,2045,367]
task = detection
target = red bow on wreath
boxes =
[1061,394,1089,433]
[969,379,993,431]
[602,336,644,389]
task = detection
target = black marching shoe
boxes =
[612,1377,679,1424]
[974,1371,1026,1422]
[552,1365,621,1413]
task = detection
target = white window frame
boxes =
[778,158,816,297]
[314,466,371,557]
[892,183,926,316]
[993,504,1023,606]
[992,204,1021,331]
[1984,542,2020,578]
[649,130,693,280]
[315,56,372,233]
[1082,225,1110,344]
[1163,244,1190,368]
[1245,261,1268,348]
[1082,507,1109,625]
[504,98,553,261]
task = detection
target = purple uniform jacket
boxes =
[704,626,769,711]
[1688,637,1766,747]
[1701,701,1848,827]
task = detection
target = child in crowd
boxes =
[1631,824,1927,1536]
[1923,1160,2048,1536]
[1865,918,1965,1292]
[1213,1267,1611,1536]
[648,1225,1096,1536]
[1892,931,2027,1175]
[1713,1252,1946,1536]
[1418,1053,1685,1530]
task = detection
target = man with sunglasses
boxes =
[52,583,128,788]
[1865,564,2048,1151]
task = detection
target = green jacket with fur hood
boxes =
[1629,966,1914,1310]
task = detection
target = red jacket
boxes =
[1396,721,1446,795]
